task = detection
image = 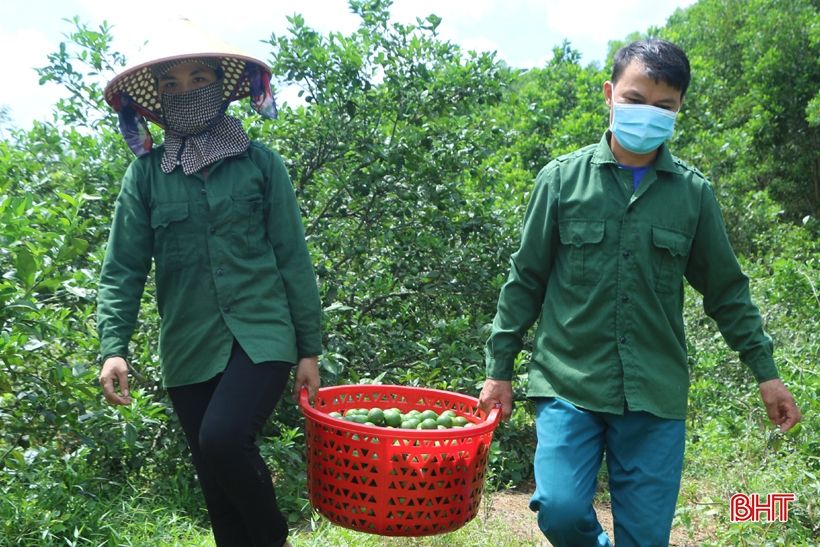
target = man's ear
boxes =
[603,81,614,107]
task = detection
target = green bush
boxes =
[1,0,817,544]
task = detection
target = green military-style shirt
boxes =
[486,133,778,419]
[97,142,322,387]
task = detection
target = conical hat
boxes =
[104,17,273,127]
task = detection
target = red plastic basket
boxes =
[299,384,501,537]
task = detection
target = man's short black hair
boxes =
[612,39,691,98]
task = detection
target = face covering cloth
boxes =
[610,103,677,154]
[159,79,250,175]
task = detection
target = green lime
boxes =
[435,414,453,428]
[401,418,420,429]
[442,410,457,418]
[420,409,438,421]
[452,416,469,427]
[349,415,368,424]
[420,418,438,430]
[384,409,402,428]
[328,411,343,418]
[367,408,385,425]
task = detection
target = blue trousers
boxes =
[529,397,685,547]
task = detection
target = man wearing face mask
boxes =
[478,39,800,546]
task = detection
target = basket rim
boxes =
[299,384,501,438]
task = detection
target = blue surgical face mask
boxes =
[610,102,678,154]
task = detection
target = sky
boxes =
[0,0,697,129]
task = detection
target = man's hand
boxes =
[293,356,320,403]
[99,356,132,405]
[478,379,513,421]
[759,378,801,432]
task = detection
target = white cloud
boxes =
[72,0,360,66]
[0,27,66,127]
[543,0,697,63]
[391,0,494,24]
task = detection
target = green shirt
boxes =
[486,133,778,419]
[97,142,322,387]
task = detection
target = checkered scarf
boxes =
[159,78,249,175]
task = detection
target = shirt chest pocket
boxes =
[651,226,692,293]
[559,219,605,286]
[150,202,198,271]
[231,193,267,256]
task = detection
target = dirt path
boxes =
[486,488,714,546]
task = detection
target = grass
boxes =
[179,500,539,547]
[16,495,537,547]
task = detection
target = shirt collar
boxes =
[591,131,683,175]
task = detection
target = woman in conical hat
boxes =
[97,18,320,547]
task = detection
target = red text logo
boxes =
[730,493,795,522]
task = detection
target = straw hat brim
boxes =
[103,18,271,127]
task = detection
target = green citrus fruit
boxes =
[367,408,385,425]
[420,418,438,429]
[420,409,438,421]
[384,409,402,427]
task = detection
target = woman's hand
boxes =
[99,356,132,405]
[293,356,320,403]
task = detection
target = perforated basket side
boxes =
[301,385,500,537]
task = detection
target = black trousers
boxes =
[167,341,293,547]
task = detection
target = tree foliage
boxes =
[1,0,817,544]
[664,0,819,227]
[263,0,512,391]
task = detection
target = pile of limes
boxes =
[328,407,472,429]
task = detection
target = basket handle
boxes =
[486,402,502,425]
[299,385,310,409]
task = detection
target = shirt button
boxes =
[215,267,224,276]
[622,250,631,258]
[621,295,629,303]
[209,225,216,234]
[223,306,231,313]
[200,188,207,195]
[618,336,627,344]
